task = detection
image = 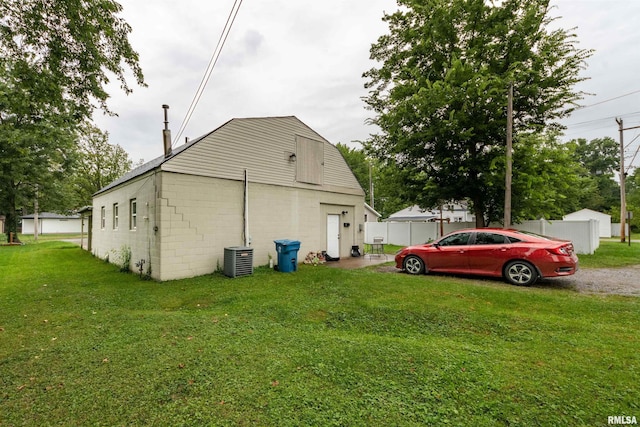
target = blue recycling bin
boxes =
[274,239,301,272]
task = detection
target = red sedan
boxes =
[395,228,578,286]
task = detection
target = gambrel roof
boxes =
[95,116,364,197]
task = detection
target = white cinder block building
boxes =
[91,116,365,281]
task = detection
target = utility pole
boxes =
[616,118,640,243]
[504,82,513,228]
[369,162,374,210]
[617,118,626,243]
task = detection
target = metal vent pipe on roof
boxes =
[162,104,172,158]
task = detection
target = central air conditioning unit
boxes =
[224,246,254,278]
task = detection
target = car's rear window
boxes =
[514,230,553,241]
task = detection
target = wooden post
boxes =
[504,82,513,228]
[616,118,626,243]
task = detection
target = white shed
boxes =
[385,202,475,223]
[563,208,611,238]
[364,203,381,223]
[91,116,366,281]
[385,205,436,222]
[21,212,82,234]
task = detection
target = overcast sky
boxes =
[93,0,640,170]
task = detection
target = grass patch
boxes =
[363,242,403,255]
[14,233,82,244]
[578,239,640,268]
[1,242,639,426]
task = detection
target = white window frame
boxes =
[100,206,106,229]
[129,199,137,230]
[113,203,119,230]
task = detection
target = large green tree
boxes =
[0,0,145,240]
[363,0,591,226]
[496,132,585,220]
[336,143,370,202]
[336,143,410,218]
[71,123,136,207]
[0,0,145,117]
[623,168,640,232]
[567,137,620,213]
[0,60,78,240]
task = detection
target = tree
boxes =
[336,143,371,202]
[363,0,591,226]
[0,0,145,117]
[0,0,145,240]
[624,168,640,232]
[567,137,620,213]
[71,123,135,207]
[336,142,411,218]
[496,132,585,220]
[569,137,619,176]
[0,61,79,240]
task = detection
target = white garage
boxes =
[563,208,611,238]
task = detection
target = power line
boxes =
[562,111,640,139]
[565,111,640,128]
[628,145,640,173]
[625,133,640,173]
[561,89,640,138]
[575,89,640,110]
[173,0,244,145]
[624,133,640,150]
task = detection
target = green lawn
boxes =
[1,242,638,426]
[579,239,640,268]
[12,233,83,244]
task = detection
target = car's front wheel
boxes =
[404,255,425,275]
[504,260,538,286]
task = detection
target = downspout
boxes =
[153,170,159,279]
[244,169,250,247]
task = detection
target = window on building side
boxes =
[113,203,119,229]
[101,206,106,229]
[130,199,137,230]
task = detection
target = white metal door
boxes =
[326,214,340,259]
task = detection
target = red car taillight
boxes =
[547,244,573,256]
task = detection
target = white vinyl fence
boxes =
[365,219,599,255]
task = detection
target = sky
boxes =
[93,0,640,171]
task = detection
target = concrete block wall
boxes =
[93,170,364,281]
[157,172,364,281]
[91,172,158,276]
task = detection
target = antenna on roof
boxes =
[162,104,172,158]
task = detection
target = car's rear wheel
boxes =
[404,255,425,275]
[504,260,538,286]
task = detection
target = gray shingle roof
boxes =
[93,128,212,195]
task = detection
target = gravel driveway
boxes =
[379,264,640,297]
[538,265,640,297]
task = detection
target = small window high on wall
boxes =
[295,135,324,185]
